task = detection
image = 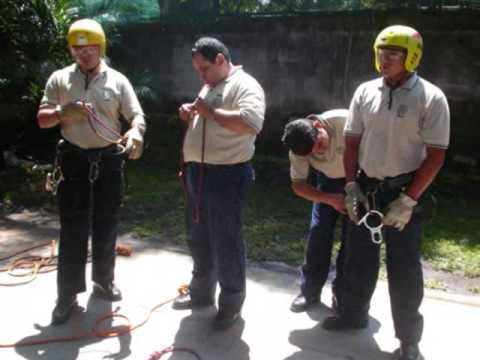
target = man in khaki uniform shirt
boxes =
[37,19,145,325]
[282,110,348,314]
[172,37,265,330]
[322,26,450,360]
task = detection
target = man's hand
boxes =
[178,102,197,123]
[122,127,143,160]
[326,193,347,215]
[383,193,417,231]
[344,181,369,224]
[192,97,213,119]
[57,101,90,126]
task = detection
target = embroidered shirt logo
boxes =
[397,104,408,118]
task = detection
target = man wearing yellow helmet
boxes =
[322,25,450,360]
[37,18,146,325]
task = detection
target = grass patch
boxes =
[2,154,480,282]
[424,278,447,291]
[119,159,480,280]
[0,165,55,211]
[422,170,480,278]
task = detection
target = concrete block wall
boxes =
[111,10,480,156]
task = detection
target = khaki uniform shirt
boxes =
[289,109,348,181]
[41,61,145,149]
[183,66,265,164]
[345,73,450,180]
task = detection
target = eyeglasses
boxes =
[71,46,99,57]
[378,48,405,62]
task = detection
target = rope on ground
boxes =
[0,242,132,286]
[0,285,190,349]
[0,240,56,286]
[0,245,200,357]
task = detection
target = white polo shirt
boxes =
[41,61,145,149]
[289,109,347,181]
[345,73,450,180]
[183,66,265,164]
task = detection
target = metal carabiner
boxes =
[88,155,101,185]
[45,167,64,196]
[358,210,384,244]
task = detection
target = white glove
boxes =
[345,181,369,224]
[57,102,89,126]
[383,193,417,231]
[123,127,144,160]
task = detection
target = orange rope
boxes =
[0,243,190,349]
[0,240,56,286]
[0,285,190,348]
[0,242,132,286]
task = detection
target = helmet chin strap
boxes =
[85,61,101,75]
[385,71,411,89]
[77,60,101,91]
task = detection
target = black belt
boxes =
[185,161,250,169]
[357,170,414,195]
[58,139,118,155]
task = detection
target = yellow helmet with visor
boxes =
[373,25,423,73]
[67,19,106,57]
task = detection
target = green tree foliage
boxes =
[74,0,160,24]
[0,0,72,162]
[156,0,471,15]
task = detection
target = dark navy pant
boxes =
[342,183,424,343]
[184,161,253,313]
[56,141,123,299]
[300,171,347,307]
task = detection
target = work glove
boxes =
[57,101,89,126]
[383,193,417,231]
[344,181,369,224]
[123,126,144,160]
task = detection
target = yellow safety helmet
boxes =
[373,25,423,73]
[67,19,106,56]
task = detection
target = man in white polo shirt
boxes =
[173,37,265,330]
[322,26,450,360]
[282,109,348,314]
[37,19,145,325]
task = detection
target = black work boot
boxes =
[212,308,241,330]
[394,342,423,360]
[322,315,368,331]
[290,294,319,313]
[92,282,122,301]
[172,293,214,310]
[51,295,78,325]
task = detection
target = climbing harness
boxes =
[355,171,414,244]
[45,142,65,195]
[358,210,384,244]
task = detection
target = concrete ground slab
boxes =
[1,211,479,360]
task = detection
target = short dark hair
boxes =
[282,118,318,156]
[192,37,231,63]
